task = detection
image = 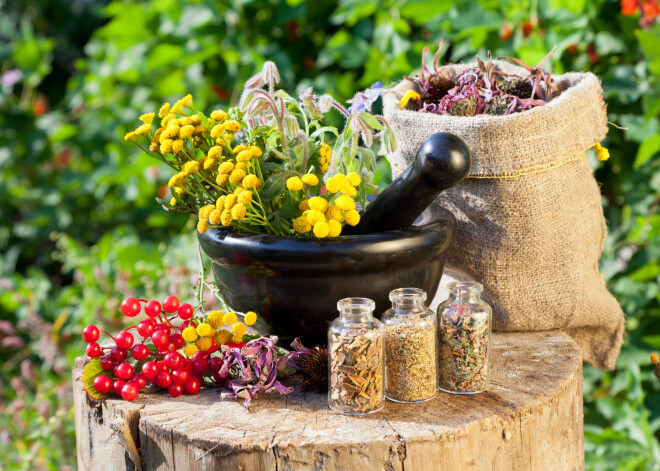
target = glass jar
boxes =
[381,288,437,403]
[437,281,492,394]
[328,297,385,415]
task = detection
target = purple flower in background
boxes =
[346,81,382,115]
[1,69,22,87]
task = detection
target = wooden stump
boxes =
[73,331,584,471]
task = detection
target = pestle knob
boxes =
[343,132,471,235]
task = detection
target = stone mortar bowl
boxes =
[198,205,455,345]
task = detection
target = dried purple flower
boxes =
[221,336,293,409]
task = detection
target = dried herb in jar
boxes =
[438,304,490,393]
[385,324,436,402]
[329,330,384,414]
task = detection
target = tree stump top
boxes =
[73,331,584,471]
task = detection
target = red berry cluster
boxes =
[84,295,232,401]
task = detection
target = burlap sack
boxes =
[384,61,625,369]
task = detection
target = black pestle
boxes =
[343,132,472,235]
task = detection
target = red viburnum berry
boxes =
[131,344,150,361]
[171,369,189,385]
[155,371,172,388]
[100,356,115,371]
[137,319,156,337]
[112,379,126,396]
[115,362,135,380]
[164,352,185,370]
[86,342,102,358]
[142,361,159,381]
[82,325,100,343]
[120,297,141,317]
[93,375,113,394]
[177,303,194,320]
[208,357,223,374]
[144,300,162,318]
[168,383,183,397]
[131,373,147,390]
[183,377,201,395]
[115,331,134,350]
[170,333,185,350]
[151,330,169,349]
[121,382,139,401]
[162,296,180,314]
[191,358,208,376]
[110,346,128,362]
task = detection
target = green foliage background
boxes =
[0,0,658,469]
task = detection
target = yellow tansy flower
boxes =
[197,219,209,233]
[302,174,319,186]
[232,334,243,343]
[208,146,223,159]
[216,173,229,186]
[232,322,247,336]
[328,219,342,237]
[335,195,356,211]
[208,209,222,225]
[293,216,312,233]
[210,124,225,139]
[220,209,232,226]
[172,139,184,153]
[313,221,330,238]
[248,146,262,158]
[238,190,252,205]
[341,184,357,197]
[168,172,186,188]
[236,150,252,162]
[182,160,199,175]
[183,344,198,357]
[204,157,217,170]
[196,322,213,337]
[286,176,303,191]
[169,197,177,206]
[232,145,247,154]
[224,120,241,132]
[207,311,224,328]
[347,172,362,187]
[224,194,237,210]
[223,312,238,325]
[244,311,257,326]
[195,337,212,351]
[210,110,227,122]
[179,125,195,139]
[326,175,342,193]
[216,195,226,209]
[229,169,246,185]
[139,113,155,125]
[161,113,176,127]
[124,131,137,141]
[242,174,260,189]
[158,103,171,118]
[306,210,326,226]
[344,209,360,226]
[218,161,235,174]
[325,205,342,222]
[160,139,173,154]
[299,199,310,211]
[231,203,247,220]
[182,326,198,342]
[214,329,232,346]
[308,196,328,212]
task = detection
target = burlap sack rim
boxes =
[383,60,609,177]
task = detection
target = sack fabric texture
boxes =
[383,61,625,369]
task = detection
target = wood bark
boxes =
[73,331,584,470]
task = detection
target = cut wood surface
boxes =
[73,331,584,471]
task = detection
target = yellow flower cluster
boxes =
[181,310,259,357]
[290,171,362,238]
[594,142,610,162]
[320,143,332,172]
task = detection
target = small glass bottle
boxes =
[381,288,437,403]
[328,298,385,415]
[437,281,492,394]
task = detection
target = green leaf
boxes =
[359,111,384,131]
[634,135,660,168]
[81,358,108,400]
[259,178,286,202]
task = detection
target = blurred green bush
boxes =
[0,0,658,469]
